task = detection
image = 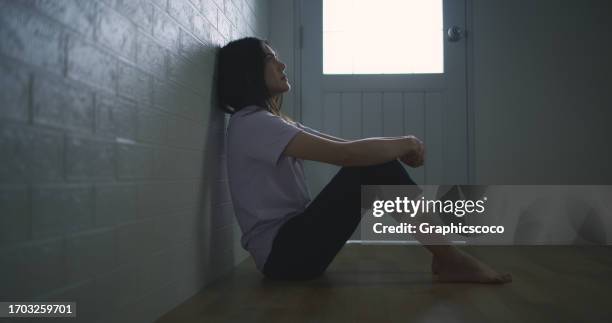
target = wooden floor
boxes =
[157,244,612,323]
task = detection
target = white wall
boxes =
[0,0,268,322]
[470,0,612,184]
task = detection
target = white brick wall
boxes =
[0,0,267,321]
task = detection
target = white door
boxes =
[299,0,469,196]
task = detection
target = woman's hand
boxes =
[399,136,425,168]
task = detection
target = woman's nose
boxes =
[279,61,286,70]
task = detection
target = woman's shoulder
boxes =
[228,105,263,124]
[228,106,282,131]
[232,106,296,123]
[228,106,302,134]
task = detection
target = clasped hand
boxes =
[399,135,425,168]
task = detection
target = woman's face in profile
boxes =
[262,42,291,95]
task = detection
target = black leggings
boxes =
[262,159,418,281]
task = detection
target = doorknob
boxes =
[447,26,464,42]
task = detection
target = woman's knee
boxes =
[336,159,417,193]
[339,160,400,177]
[362,160,415,183]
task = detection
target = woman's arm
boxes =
[312,132,349,143]
[283,131,423,167]
[298,124,405,143]
[295,122,349,143]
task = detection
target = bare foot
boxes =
[431,249,512,284]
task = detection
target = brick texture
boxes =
[0,0,265,321]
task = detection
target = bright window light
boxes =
[323,0,444,74]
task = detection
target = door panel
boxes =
[403,92,426,184]
[382,92,404,137]
[362,93,383,138]
[301,0,468,198]
[341,93,361,140]
[425,91,446,185]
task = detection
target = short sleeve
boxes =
[234,110,302,165]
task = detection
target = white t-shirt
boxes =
[226,105,322,271]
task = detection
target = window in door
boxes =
[323,0,444,74]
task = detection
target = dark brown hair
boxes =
[215,37,291,121]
